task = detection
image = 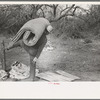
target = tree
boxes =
[43,4,90,22]
[0,4,91,37]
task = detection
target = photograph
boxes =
[0,2,100,82]
[0,1,100,99]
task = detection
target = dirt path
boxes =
[1,34,100,81]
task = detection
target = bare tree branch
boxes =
[40,7,45,18]
[50,4,75,22]
[74,6,90,14]
[45,4,53,8]
[36,4,44,10]
[60,5,69,15]
[45,4,59,17]
[74,15,88,23]
[49,4,90,23]
[53,4,59,8]
[4,20,18,29]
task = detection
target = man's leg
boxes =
[29,36,47,81]
[21,55,37,81]
[20,55,37,81]
[30,55,36,81]
[21,34,47,81]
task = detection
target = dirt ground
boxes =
[1,33,100,82]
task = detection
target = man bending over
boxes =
[6,17,53,81]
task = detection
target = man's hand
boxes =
[47,25,53,33]
[32,57,38,63]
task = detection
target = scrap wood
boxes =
[37,71,73,82]
[9,61,30,80]
[0,70,8,81]
[56,70,80,80]
[9,61,39,80]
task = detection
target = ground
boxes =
[1,32,100,81]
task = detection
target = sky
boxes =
[76,4,91,9]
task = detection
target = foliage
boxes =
[54,5,100,39]
[0,4,100,39]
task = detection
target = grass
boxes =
[1,32,100,81]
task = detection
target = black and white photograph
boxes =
[0,2,100,82]
[0,1,100,99]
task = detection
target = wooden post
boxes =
[1,40,6,71]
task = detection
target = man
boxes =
[6,18,53,81]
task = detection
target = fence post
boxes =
[1,40,6,71]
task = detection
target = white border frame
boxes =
[0,1,100,99]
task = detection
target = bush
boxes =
[54,17,87,39]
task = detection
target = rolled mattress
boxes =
[11,18,51,46]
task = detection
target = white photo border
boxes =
[0,1,100,99]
